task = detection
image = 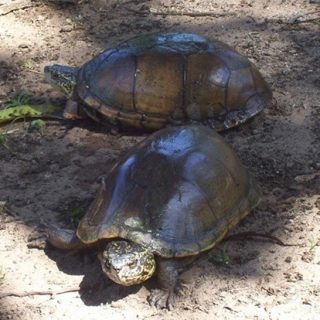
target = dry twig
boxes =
[224,231,299,247]
[0,287,80,299]
[126,7,236,18]
[288,10,320,24]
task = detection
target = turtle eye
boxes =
[104,260,111,269]
[128,261,136,269]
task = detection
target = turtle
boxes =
[31,125,260,309]
[45,32,272,131]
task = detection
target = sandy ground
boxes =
[0,0,319,319]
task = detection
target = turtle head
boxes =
[44,64,78,98]
[98,240,156,286]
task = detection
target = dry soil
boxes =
[0,0,319,319]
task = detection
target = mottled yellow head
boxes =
[44,64,78,98]
[98,240,156,286]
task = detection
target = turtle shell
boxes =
[76,125,260,258]
[76,32,272,131]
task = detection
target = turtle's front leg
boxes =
[148,258,190,310]
[63,99,88,120]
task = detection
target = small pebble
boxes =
[60,25,73,33]
[18,43,29,48]
[285,256,292,263]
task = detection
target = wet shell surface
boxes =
[76,125,260,257]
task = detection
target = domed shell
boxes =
[76,126,260,258]
[76,33,272,131]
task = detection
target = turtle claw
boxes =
[27,227,48,249]
[175,280,188,297]
[148,289,176,310]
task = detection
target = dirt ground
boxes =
[0,0,319,319]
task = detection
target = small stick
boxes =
[0,0,40,17]
[126,7,236,18]
[23,68,43,75]
[0,287,80,299]
[224,231,299,247]
[288,10,320,24]
[295,17,320,23]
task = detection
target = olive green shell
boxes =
[76,125,260,258]
[76,33,272,131]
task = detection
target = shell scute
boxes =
[76,33,272,131]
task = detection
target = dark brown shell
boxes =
[76,33,272,131]
[76,125,260,258]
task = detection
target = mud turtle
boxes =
[36,125,260,309]
[45,32,272,131]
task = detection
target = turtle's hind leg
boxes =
[28,225,86,250]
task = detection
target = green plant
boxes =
[19,58,41,74]
[71,207,85,227]
[4,90,30,109]
[309,238,319,252]
[0,132,12,152]
[30,119,46,135]
[19,58,33,70]
[209,247,230,266]
[0,104,62,124]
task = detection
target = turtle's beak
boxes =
[44,65,51,74]
[44,65,54,84]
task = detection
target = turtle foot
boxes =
[63,100,87,120]
[174,280,188,297]
[28,225,85,251]
[148,280,188,309]
[27,227,48,249]
[148,288,176,310]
